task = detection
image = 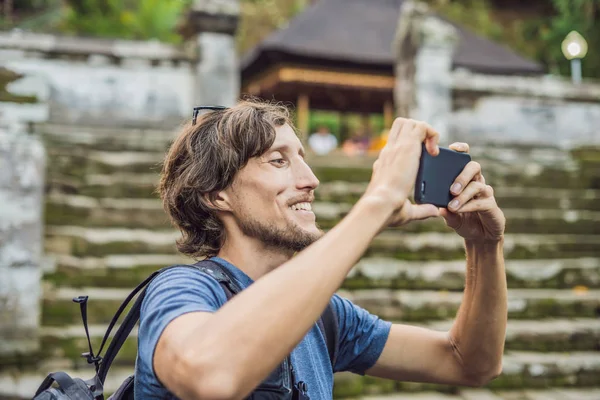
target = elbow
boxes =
[180,351,241,400]
[194,373,240,400]
[461,363,503,388]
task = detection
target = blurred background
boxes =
[0,0,599,399]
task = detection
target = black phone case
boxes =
[414,144,471,208]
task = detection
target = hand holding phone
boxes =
[414,143,471,208]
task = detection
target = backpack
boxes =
[34,260,339,399]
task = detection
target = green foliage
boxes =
[434,0,600,79]
[539,0,600,77]
[60,0,191,43]
[431,0,504,42]
[237,0,309,54]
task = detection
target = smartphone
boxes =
[414,144,471,208]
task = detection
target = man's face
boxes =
[225,123,323,252]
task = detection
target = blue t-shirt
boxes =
[134,257,392,399]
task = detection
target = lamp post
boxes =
[561,31,588,84]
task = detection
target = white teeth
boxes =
[289,202,312,211]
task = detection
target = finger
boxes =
[449,142,470,153]
[399,118,416,142]
[476,173,486,185]
[453,196,496,213]
[448,181,486,211]
[450,161,482,195]
[387,117,406,144]
[439,207,462,230]
[398,120,439,155]
[420,122,440,156]
[408,203,440,221]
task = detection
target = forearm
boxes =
[187,196,392,398]
[449,239,507,381]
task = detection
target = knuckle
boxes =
[393,117,407,126]
[471,161,482,171]
[486,184,494,195]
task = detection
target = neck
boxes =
[217,234,294,281]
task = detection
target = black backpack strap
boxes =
[193,259,242,299]
[317,301,339,369]
[34,371,77,397]
[97,260,240,383]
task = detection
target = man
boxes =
[134,100,507,399]
[308,125,338,155]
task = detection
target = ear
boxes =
[204,189,233,212]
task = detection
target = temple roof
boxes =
[241,0,544,79]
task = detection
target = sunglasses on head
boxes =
[192,106,228,126]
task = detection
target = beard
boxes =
[236,212,324,253]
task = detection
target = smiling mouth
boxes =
[289,202,313,212]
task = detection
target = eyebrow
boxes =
[269,144,306,158]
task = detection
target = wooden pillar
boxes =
[360,113,371,137]
[384,100,394,128]
[339,112,349,143]
[297,93,310,140]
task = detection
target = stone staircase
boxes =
[1,124,599,399]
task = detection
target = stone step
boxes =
[46,148,165,180]
[316,182,600,212]
[46,164,600,211]
[347,257,600,290]
[48,173,159,199]
[45,146,600,190]
[339,288,600,322]
[45,193,171,229]
[35,317,600,370]
[342,389,600,400]
[41,286,600,327]
[44,227,600,260]
[43,256,600,291]
[321,207,600,234]
[2,352,599,398]
[333,351,600,396]
[41,124,175,152]
[368,232,600,261]
[44,193,600,234]
[424,319,600,352]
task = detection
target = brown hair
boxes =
[158,99,293,259]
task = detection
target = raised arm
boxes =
[366,143,507,387]
[153,119,441,400]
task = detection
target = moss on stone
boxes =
[44,202,171,229]
[42,298,133,326]
[333,374,364,398]
[79,183,158,199]
[44,265,163,289]
[312,167,372,183]
[39,336,138,367]
[70,237,177,258]
[0,67,38,103]
[361,376,396,395]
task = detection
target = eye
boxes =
[270,158,287,166]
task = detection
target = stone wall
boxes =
[449,71,600,149]
[0,32,196,128]
[400,2,600,149]
[0,68,48,358]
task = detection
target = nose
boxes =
[296,158,320,191]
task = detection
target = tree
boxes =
[60,0,190,43]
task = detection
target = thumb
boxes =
[439,207,462,229]
[408,203,440,221]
